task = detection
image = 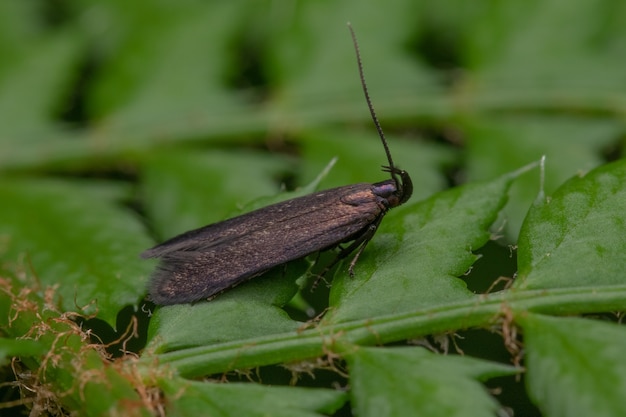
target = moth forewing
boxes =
[143,183,391,305]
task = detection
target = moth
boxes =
[142,24,413,305]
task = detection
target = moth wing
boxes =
[146,183,383,304]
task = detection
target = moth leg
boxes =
[310,272,332,291]
[309,241,357,291]
[309,250,331,291]
[316,215,383,283]
[346,223,378,276]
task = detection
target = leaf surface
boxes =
[0,180,153,325]
[520,314,626,417]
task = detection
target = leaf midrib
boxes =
[143,283,626,379]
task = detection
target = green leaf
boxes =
[346,346,517,417]
[519,314,626,417]
[0,179,153,326]
[0,1,40,53]
[0,30,84,136]
[326,168,518,323]
[88,2,260,138]
[147,262,304,352]
[0,287,153,417]
[0,338,46,366]
[463,1,626,100]
[159,377,347,417]
[516,158,626,289]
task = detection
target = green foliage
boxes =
[1,0,625,416]
[159,378,347,417]
[0,179,152,324]
[520,314,626,417]
[346,347,517,417]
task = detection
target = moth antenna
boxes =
[348,22,400,185]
